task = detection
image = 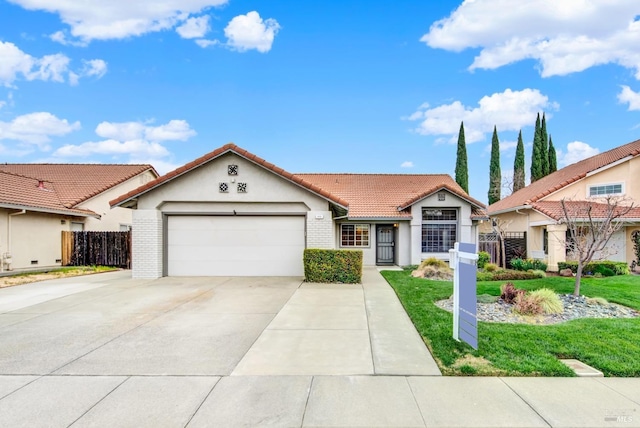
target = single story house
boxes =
[111,144,486,278]
[487,138,640,271]
[0,164,157,271]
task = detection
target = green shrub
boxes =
[303,249,362,283]
[476,271,493,281]
[510,258,525,271]
[528,269,547,278]
[477,251,490,269]
[557,261,630,275]
[513,293,543,315]
[510,258,547,271]
[477,294,499,303]
[484,263,499,272]
[479,269,543,281]
[529,288,563,314]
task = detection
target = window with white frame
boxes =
[341,224,370,247]
[421,209,457,253]
[589,183,623,197]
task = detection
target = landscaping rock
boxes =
[435,294,639,325]
[559,268,574,277]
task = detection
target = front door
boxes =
[376,225,395,265]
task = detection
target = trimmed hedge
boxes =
[558,261,630,276]
[510,258,547,272]
[303,249,363,283]
[477,269,543,281]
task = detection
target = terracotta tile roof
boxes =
[294,174,485,218]
[0,163,157,209]
[110,144,350,208]
[0,171,97,217]
[488,138,640,214]
[532,200,640,221]
[111,143,486,218]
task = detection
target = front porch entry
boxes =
[376,225,395,265]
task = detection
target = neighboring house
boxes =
[0,164,158,271]
[487,138,640,271]
[111,144,485,278]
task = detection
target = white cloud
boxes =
[55,139,169,158]
[224,11,280,53]
[618,85,640,110]
[129,158,179,175]
[144,120,196,141]
[176,16,210,39]
[10,0,228,43]
[195,39,219,48]
[53,118,196,163]
[0,112,80,146]
[422,0,640,79]
[0,41,107,87]
[558,141,600,166]
[400,161,414,168]
[95,121,146,141]
[95,119,196,142]
[408,88,556,143]
[82,59,108,78]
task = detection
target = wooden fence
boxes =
[61,231,131,268]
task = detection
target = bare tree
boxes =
[560,196,635,296]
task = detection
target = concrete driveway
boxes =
[3,270,638,427]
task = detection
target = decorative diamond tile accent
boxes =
[219,182,229,193]
[228,164,238,175]
[237,182,247,193]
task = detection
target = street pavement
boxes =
[0,268,638,427]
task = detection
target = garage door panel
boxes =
[169,245,303,262]
[167,216,305,276]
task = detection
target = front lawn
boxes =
[381,270,640,376]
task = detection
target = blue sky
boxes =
[1,0,640,204]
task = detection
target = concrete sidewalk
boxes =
[0,268,638,427]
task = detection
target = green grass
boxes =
[381,270,640,377]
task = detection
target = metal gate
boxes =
[376,225,395,265]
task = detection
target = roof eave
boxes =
[0,203,99,218]
[487,205,532,216]
[398,186,486,211]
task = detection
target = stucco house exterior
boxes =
[487,138,640,271]
[111,144,486,278]
[0,164,157,271]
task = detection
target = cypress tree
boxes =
[454,121,469,193]
[541,113,549,176]
[488,126,501,205]
[513,130,525,192]
[530,113,542,182]
[548,135,557,173]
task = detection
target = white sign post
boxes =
[449,242,479,349]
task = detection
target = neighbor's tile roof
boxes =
[294,174,485,218]
[531,200,640,221]
[110,144,350,208]
[0,164,156,209]
[0,171,96,216]
[488,138,640,214]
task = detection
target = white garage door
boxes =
[167,216,305,276]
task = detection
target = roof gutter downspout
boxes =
[4,209,26,272]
